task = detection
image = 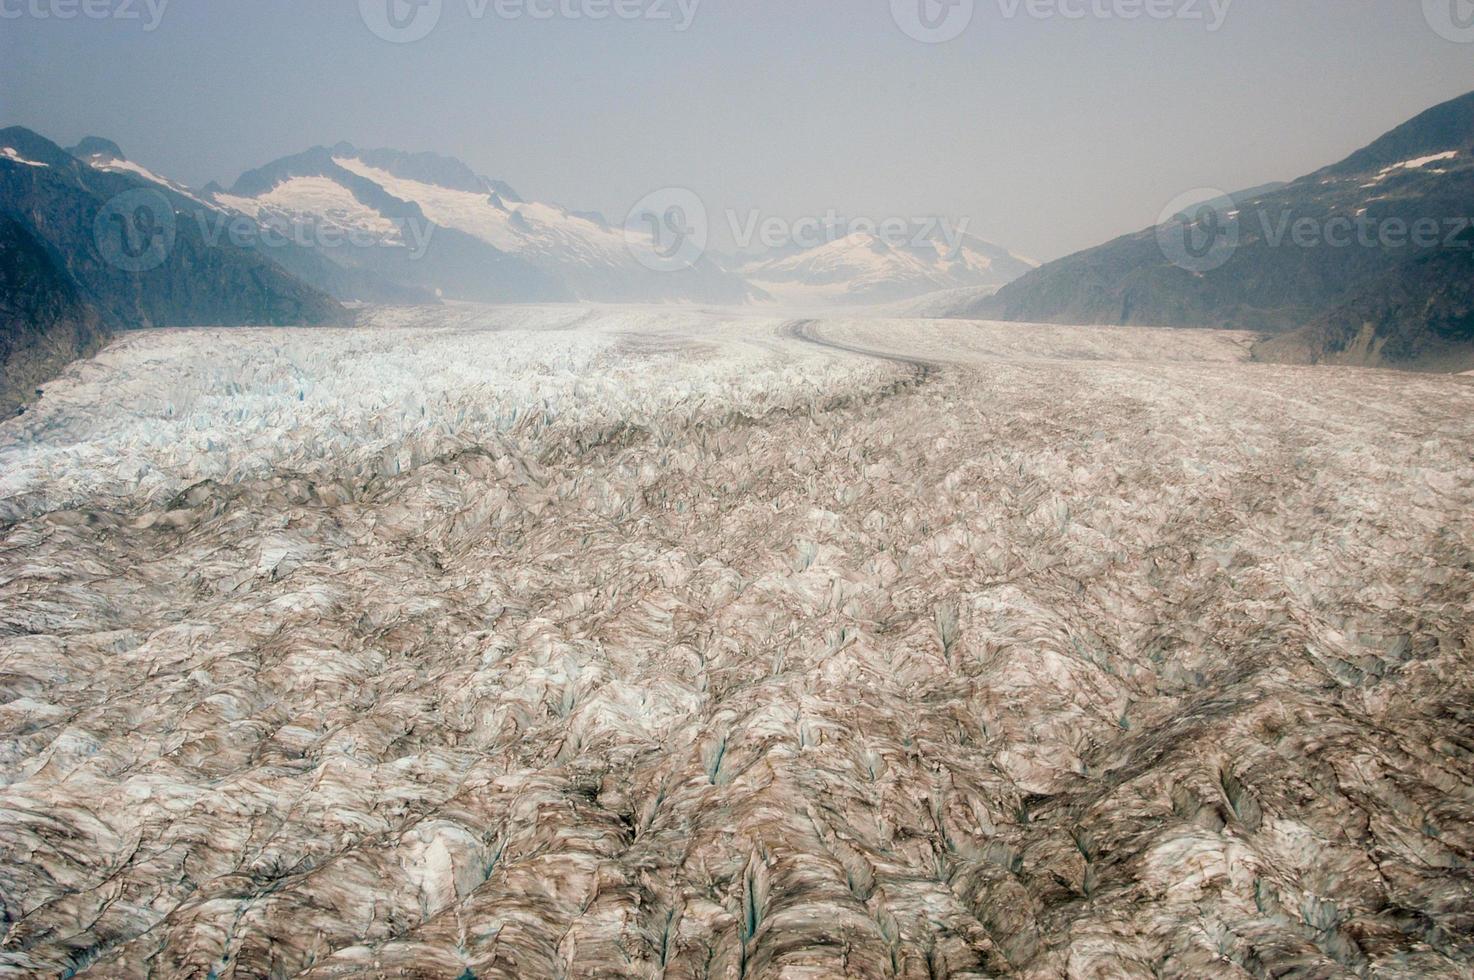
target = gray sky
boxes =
[3,0,1471,261]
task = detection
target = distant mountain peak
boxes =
[208,141,752,304]
[742,225,1036,306]
[228,146,339,196]
[330,144,520,200]
[0,127,77,169]
[68,136,125,162]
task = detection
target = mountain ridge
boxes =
[213,143,754,304]
[1,126,344,413]
[743,228,1036,306]
[945,89,1474,370]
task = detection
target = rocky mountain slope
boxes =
[0,215,107,417]
[948,89,1474,370]
[1255,229,1474,371]
[68,137,438,306]
[0,128,344,414]
[1,127,342,331]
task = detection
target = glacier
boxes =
[0,308,1471,977]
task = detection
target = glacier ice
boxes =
[0,308,1471,977]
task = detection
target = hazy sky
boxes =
[3,0,1471,260]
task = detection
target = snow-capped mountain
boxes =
[63,138,438,305]
[742,229,1037,306]
[23,133,1037,313]
[68,136,217,209]
[1,128,344,414]
[207,144,754,305]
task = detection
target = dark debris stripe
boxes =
[779,319,941,375]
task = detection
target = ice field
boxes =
[1,307,1472,977]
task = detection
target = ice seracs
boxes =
[1,308,1470,976]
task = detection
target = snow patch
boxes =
[0,147,48,168]
[208,191,265,219]
[331,155,649,268]
[89,157,215,207]
[236,176,403,241]
[1365,150,1460,185]
[1392,150,1459,171]
[334,156,520,249]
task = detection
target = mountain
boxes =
[0,214,108,416]
[947,89,1474,370]
[65,139,440,306]
[209,143,755,304]
[1319,89,1474,177]
[209,146,565,304]
[742,228,1036,306]
[0,128,343,330]
[1,127,343,414]
[1254,228,1474,371]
